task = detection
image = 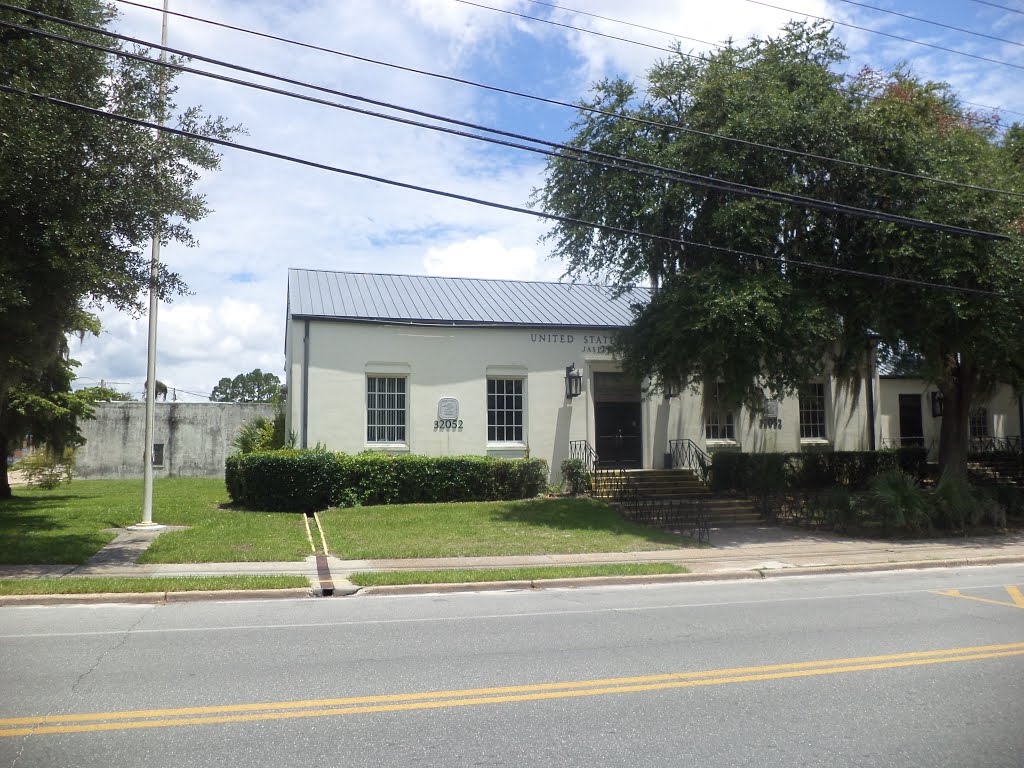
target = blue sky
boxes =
[65,0,1024,401]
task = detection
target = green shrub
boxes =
[933,473,1007,532]
[226,450,548,511]
[560,458,591,495]
[866,469,930,534]
[16,448,75,489]
[225,448,344,511]
[821,488,857,530]
[709,448,928,493]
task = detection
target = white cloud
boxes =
[423,235,561,281]
[64,0,1022,400]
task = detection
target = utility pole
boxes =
[130,0,170,531]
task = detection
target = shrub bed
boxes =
[709,448,928,494]
[226,450,548,511]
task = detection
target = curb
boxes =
[2,556,1022,604]
[354,555,1024,596]
[0,588,314,607]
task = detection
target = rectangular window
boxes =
[969,407,989,439]
[152,443,164,466]
[487,378,524,442]
[705,411,735,441]
[799,383,827,439]
[366,376,407,443]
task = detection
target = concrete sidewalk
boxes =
[2,526,1023,598]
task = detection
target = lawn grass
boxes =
[0,575,309,595]
[320,497,695,559]
[0,479,310,565]
[349,562,688,586]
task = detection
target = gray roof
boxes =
[287,269,649,328]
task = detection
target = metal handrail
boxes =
[968,436,1022,455]
[668,438,712,485]
[568,440,599,491]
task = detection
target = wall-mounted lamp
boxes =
[930,391,944,417]
[565,363,583,399]
[664,380,679,399]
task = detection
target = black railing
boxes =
[618,494,710,545]
[594,466,634,503]
[880,437,933,450]
[969,436,1023,455]
[668,438,712,485]
[568,439,598,477]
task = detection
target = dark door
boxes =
[595,402,642,468]
[898,394,924,447]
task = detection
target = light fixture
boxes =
[931,391,944,417]
[664,380,679,399]
[565,363,583,399]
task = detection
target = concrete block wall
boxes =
[74,402,275,480]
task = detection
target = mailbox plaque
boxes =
[438,397,460,420]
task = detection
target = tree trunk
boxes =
[0,428,11,500]
[936,356,976,479]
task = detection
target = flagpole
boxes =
[131,0,170,531]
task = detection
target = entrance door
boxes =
[595,403,642,468]
[593,372,643,468]
[898,394,924,447]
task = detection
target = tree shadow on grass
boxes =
[489,497,694,548]
[0,495,118,565]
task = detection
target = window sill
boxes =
[705,439,739,449]
[486,442,528,451]
[799,438,831,451]
[364,443,410,453]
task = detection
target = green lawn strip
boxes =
[320,497,694,559]
[350,562,688,586]
[0,479,310,565]
[0,575,309,596]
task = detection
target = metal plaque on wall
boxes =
[438,397,460,420]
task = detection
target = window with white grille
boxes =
[487,378,523,442]
[705,411,735,441]
[799,383,827,439]
[969,408,989,439]
[366,376,407,443]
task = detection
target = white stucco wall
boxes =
[879,378,1023,458]
[286,319,876,480]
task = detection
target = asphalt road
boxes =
[2,566,1023,768]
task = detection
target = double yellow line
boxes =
[3,641,1022,737]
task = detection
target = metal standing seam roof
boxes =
[287,268,650,328]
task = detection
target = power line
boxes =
[832,0,1023,49]
[104,0,1024,197]
[455,0,1023,120]
[519,0,720,48]
[968,0,1024,16]
[454,0,676,53]
[0,82,1010,299]
[6,12,1012,239]
[742,0,1024,72]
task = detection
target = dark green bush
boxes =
[709,448,928,493]
[225,449,344,511]
[226,450,548,511]
[560,458,591,495]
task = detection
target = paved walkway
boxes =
[2,526,1022,586]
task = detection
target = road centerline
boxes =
[2,641,1021,738]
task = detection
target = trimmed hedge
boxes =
[708,448,928,494]
[226,450,549,511]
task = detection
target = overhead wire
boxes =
[104,0,1024,198]
[742,0,1024,71]
[2,14,1010,239]
[455,0,1024,121]
[967,0,1024,16]
[0,82,1010,299]
[831,0,1023,49]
